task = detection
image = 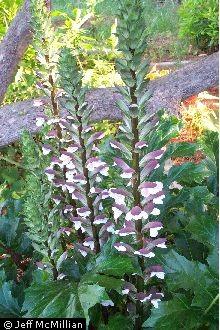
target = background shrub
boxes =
[178,0,219,52]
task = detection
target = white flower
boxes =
[114,245,127,252]
[135,141,148,149]
[101,300,114,307]
[156,242,167,249]
[53,197,61,205]
[121,171,133,179]
[78,249,87,257]
[112,207,123,220]
[110,141,120,150]
[151,299,161,308]
[64,229,71,236]
[47,118,60,125]
[151,271,165,279]
[42,145,52,155]
[125,206,148,221]
[122,289,130,295]
[169,181,183,190]
[101,191,109,200]
[150,226,163,238]
[60,154,72,166]
[87,159,105,171]
[36,117,45,127]
[96,176,102,183]
[66,170,77,182]
[139,295,152,302]
[151,207,160,216]
[140,181,163,198]
[94,216,108,225]
[63,205,73,214]
[136,293,152,302]
[77,207,91,217]
[33,99,44,107]
[153,195,165,205]
[67,145,79,153]
[65,162,76,170]
[57,273,66,280]
[45,172,55,181]
[106,223,115,234]
[109,189,127,205]
[65,183,76,194]
[73,221,82,231]
[134,251,155,258]
[100,166,109,176]
[83,240,94,250]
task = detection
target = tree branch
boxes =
[0,0,32,104]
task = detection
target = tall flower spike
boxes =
[57,47,111,253]
[112,1,166,327]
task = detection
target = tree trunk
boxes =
[0,0,32,104]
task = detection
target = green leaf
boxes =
[198,130,218,164]
[143,294,202,329]
[115,99,130,115]
[81,273,123,292]
[156,250,218,310]
[94,254,137,277]
[0,167,19,185]
[164,186,215,212]
[60,259,81,281]
[22,281,82,318]
[0,216,19,246]
[138,90,152,109]
[147,112,180,150]
[100,313,133,329]
[207,246,218,275]
[166,162,211,186]
[174,233,209,262]
[0,280,21,317]
[185,214,218,247]
[164,142,198,159]
[89,237,139,277]
[78,284,110,320]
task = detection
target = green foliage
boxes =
[0,271,22,318]
[198,130,219,196]
[95,0,179,36]
[143,294,203,329]
[21,131,61,263]
[144,250,218,329]
[0,0,23,39]
[3,46,40,104]
[178,0,219,51]
[23,280,82,318]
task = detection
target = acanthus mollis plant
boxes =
[20,0,66,280]
[108,0,171,327]
[28,0,110,277]
[31,0,61,129]
[53,47,111,255]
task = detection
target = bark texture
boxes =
[0,52,218,148]
[0,0,32,104]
